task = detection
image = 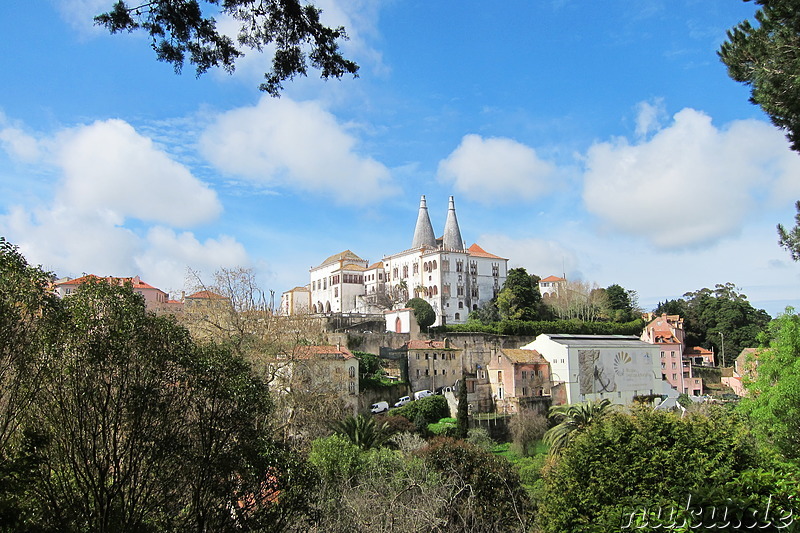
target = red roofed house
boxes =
[538,275,566,299]
[640,314,705,396]
[487,348,552,413]
[53,275,169,311]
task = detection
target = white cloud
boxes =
[200,97,397,205]
[583,107,800,249]
[476,233,578,279]
[437,135,557,204]
[135,227,251,294]
[54,0,109,36]
[634,98,666,138]
[0,116,246,294]
[57,119,222,227]
[0,126,41,162]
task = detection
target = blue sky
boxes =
[1,0,799,317]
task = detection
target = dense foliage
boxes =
[438,317,645,336]
[390,395,450,428]
[654,283,771,365]
[95,0,358,95]
[0,240,314,531]
[538,407,798,532]
[405,297,436,330]
[720,0,800,152]
[738,309,800,461]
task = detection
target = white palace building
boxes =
[281,196,508,326]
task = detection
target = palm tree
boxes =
[543,399,613,455]
[331,414,391,450]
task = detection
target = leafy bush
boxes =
[391,395,450,428]
[466,428,495,450]
[405,297,436,330]
[427,417,458,437]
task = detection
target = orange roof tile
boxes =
[540,275,566,283]
[55,274,162,291]
[187,290,227,299]
[319,250,364,267]
[467,243,505,259]
[502,348,548,364]
[367,261,384,270]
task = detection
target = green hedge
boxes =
[433,318,645,337]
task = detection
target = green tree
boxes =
[96,0,358,95]
[543,399,613,455]
[719,0,800,152]
[391,395,450,428]
[738,308,800,461]
[655,284,770,366]
[604,283,639,322]
[23,279,311,531]
[418,437,532,531]
[0,238,61,529]
[405,297,435,330]
[537,407,795,533]
[496,267,540,321]
[331,414,391,450]
[456,376,469,439]
[778,200,800,260]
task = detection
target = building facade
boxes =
[521,334,662,405]
[291,195,508,325]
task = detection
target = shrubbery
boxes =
[434,317,645,336]
[391,395,450,428]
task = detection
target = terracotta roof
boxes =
[685,346,713,356]
[342,263,367,272]
[291,345,355,360]
[187,290,227,299]
[320,250,364,267]
[367,261,384,270]
[502,348,548,364]
[467,243,504,259]
[405,339,457,350]
[540,275,566,283]
[288,286,310,292]
[55,274,162,291]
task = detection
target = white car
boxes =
[413,390,433,400]
[370,401,389,414]
[393,396,410,408]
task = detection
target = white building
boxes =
[521,334,663,405]
[293,195,508,325]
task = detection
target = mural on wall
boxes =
[578,349,654,395]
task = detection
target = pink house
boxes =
[641,313,704,395]
[487,348,551,413]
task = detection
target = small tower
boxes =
[411,195,437,249]
[442,196,464,250]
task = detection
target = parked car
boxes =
[413,390,433,400]
[370,401,389,414]
[393,396,411,408]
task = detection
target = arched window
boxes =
[325,301,331,313]
[395,317,402,333]
[433,285,438,295]
[432,260,437,270]
[455,313,461,320]
[349,366,355,378]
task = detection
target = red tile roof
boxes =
[502,348,548,364]
[55,274,162,291]
[186,290,227,299]
[540,275,566,283]
[467,243,504,259]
